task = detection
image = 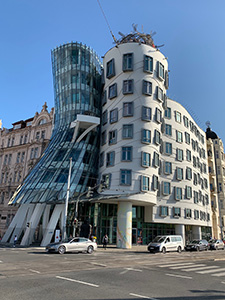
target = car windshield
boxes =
[191,240,200,244]
[209,239,217,243]
[152,236,166,243]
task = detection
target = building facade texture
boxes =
[0,103,53,237]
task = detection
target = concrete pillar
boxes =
[117,202,132,249]
[175,224,185,246]
[192,225,202,240]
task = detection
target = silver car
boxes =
[45,237,97,254]
[208,239,225,250]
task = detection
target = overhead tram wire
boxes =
[97,0,117,44]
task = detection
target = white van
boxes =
[147,235,184,254]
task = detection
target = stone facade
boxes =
[0,103,53,237]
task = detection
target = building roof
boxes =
[206,127,218,140]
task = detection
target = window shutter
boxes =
[165,71,169,89]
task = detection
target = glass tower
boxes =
[9,43,102,206]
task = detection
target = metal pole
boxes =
[62,157,72,241]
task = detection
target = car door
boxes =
[68,238,81,252]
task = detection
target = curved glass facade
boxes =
[9,43,102,205]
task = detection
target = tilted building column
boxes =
[117,202,132,249]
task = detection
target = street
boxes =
[0,246,225,299]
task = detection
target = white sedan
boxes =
[45,237,97,254]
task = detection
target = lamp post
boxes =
[62,157,72,241]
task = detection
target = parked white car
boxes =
[45,237,97,254]
[147,235,184,254]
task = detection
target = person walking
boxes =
[13,235,17,247]
[102,234,108,250]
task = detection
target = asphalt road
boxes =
[1,245,225,299]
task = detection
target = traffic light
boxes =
[86,186,94,198]
[74,219,77,226]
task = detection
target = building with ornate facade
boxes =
[0,103,53,237]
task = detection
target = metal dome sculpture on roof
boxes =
[116,24,164,48]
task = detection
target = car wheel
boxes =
[177,246,182,253]
[196,246,199,252]
[87,246,94,254]
[162,247,166,254]
[58,246,66,255]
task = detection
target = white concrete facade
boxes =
[99,42,212,247]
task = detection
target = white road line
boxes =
[29,269,40,274]
[183,266,219,272]
[90,262,107,267]
[129,293,158,299]
[170,264,205,270]
[212,272,225,277]
[159,262,195,268]
[0,260,2,263]
[120,268,142,275]
[166,273,192,280]
[221,281,225,284]
[56,276,99,287]
[197,267,225,274]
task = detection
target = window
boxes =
[160,206,168,217]
[142,129,151,144]
[155,108,162,123]
[165,124,172,136]
[183,116,189,128]
[186,149,191,161]
[175,111,181,123]
[164,162,172,174]
[106,152,115,167]
[106,59,115,79]
[142,106,151,121]
[109,130,117,145]
[99,152,104,167]
[8,154,12,165]
[186,167,192,180]
[143,55,153,73]
[102,91,107,106]
[102,110,108,125]
[108,83,117,99]
[153,152,160,167]
[7,138,11,147]
[21,152,25,163]
[194,210,199,220]
[152,175,158,191]
[193,156,196,167]
[205,194,209,205]
[194,191,199,203]
[185,132,190,144]
[174,207,181,218]
[123,53,133,71]
[175,187,182,200]
[219,182,222,192]
[185,208,192,219]
[186,186,192,199]
[176,148,183,161]
[17,152,21,163]
[123,102,133,117]
[163,182,170,195]
[158,62,164,79]
[121,147,132,161]
[142,80,152,95]
[204,178,208,189]
[34,148,38,158]
[141,176,150,191]
[164,107,171,119]
[176,131,183,143]
[193,173,198,185]
[110,108,118,124]
[165,142,172,155]
[11,137,15,146]
[122,124,133,139]
[123,80,133,94]
[30,149,34,159]
[4,155,8,165]
[102,174,111,189]
[120,169,132,185]
[176,167,183,180]
[154,130,160,145]
[142,152,151,167]
[36,132,40,140]
[41,131,45,139]
[101,130,106,146]
[157,87,163,101]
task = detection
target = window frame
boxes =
[123,53,133,72]
[108,83,117,99]
[109,108,118,124]
[123,102,134,117]
[123,79,133,95]
[142,80,152,96]
[120,169,132,186]
[143,55,153,73]
[106,58,115,79]
[121,146,132,162]
[108,130,117,145]
[122,124,133,139]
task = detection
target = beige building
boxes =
[206,126,225,239]
[0,102,53,238]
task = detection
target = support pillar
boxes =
[117,202,132,249]
[192,225,202,240]
[175,224,185,246]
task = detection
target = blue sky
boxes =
[1,0,225,140]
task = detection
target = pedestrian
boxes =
[13,235,17,247]
[102,234,108,250]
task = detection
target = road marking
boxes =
[159,262,195,268]
[129,293,158,299]
[56,276,99,287]
[183,266,219,272]
[166,273,192,280]
[221,281,225,284]
[212,272,225,277]
[120,267,142,274]
[90,262,107,267]
[197,267,225,274]
[170,264,205,270]
[29,269,40,274]
[0,261,2,263]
